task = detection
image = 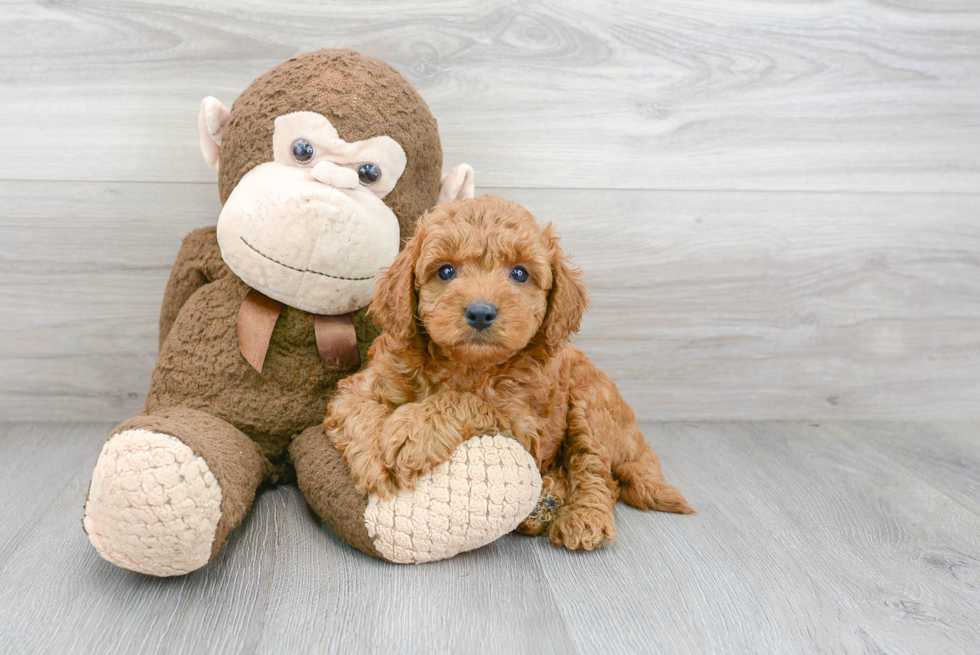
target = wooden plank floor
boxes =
[2,421,979,654]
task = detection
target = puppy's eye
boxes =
[357,163,381,185]
[510,266,529,283]
[437,264,457,281]
[291,139,315,164]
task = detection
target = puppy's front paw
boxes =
[344,449,401,500]
[548,507,617,551]
[365,471,402,500]
[384,438,436,493]
[381,404,461,491]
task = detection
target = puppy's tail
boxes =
[614,448,695,514]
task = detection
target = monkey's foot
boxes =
[83,429,222,577]
[363,434,542,564]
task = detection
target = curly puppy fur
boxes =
[325,195,693,550]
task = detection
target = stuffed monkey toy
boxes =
[82,50,541,574]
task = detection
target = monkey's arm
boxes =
[158,226,230,349]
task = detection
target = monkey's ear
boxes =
[437,164,475,205]
[198,96,231,171]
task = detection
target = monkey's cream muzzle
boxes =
[215,111,407,315]
[217,162,401,315]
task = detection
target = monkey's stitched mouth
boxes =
[240,237,374,281]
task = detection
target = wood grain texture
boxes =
[823,422,980,516]
[1,421,979,654]
[3,181,977,421]
[2,1,978,419]
[0,0,978,191]
[538,421,980,654]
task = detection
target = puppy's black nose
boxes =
[465,302,497,331]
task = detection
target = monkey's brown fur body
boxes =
[145,226,379,477]
[83,50,486,573]
[327,196,693,550]
[155,47,445,463]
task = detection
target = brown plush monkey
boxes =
[82,50,536,575]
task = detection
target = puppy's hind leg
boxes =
[573,356,694,516]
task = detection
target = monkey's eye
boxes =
[437,264,457,281]
[291,139,315,164]
[357,163,381,185]
[510,266,529,283]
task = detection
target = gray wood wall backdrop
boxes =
[1,0,978,422]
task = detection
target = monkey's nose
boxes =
[311,161,359,189]
[465,302,497,331]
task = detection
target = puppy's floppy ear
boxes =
[539,225,589,356]
[370,237,420,346]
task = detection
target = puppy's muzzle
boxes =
[465,302,497,331]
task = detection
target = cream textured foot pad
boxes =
[364,434,542,564]
[83,429,222,576]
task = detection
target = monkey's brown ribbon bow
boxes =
[237,289,360,373]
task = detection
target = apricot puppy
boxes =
[326,195,693,550]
